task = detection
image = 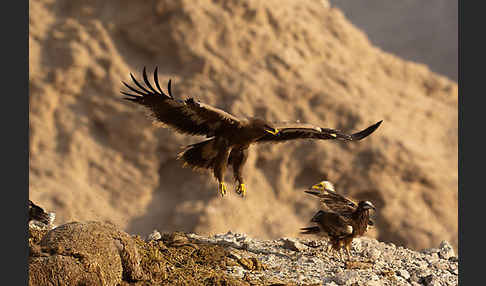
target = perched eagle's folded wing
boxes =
[311,210,354,238]
[122,67,240,137]
[256,120,382,143]
[305,188,358,216]
[305,189,373,225]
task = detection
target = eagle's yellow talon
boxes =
[219,182,227,196]
[236,183,246,197]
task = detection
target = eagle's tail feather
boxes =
[177,138,217,170]
[300,226,321,234]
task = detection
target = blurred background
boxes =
[29,0,458,252]
[329,0,458,81]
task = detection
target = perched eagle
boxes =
[121,67,383,197]
[301,181,376,260]
[28,200,51,225]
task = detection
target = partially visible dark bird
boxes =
[301,181,376,260]
[28,200,51,225]
[122,67,383,197]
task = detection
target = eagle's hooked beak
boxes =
[309,184,322,190]
[308,181,334,192]
[265,128,279,136]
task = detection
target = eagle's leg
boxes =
[218,181,228,196]
[345,240,353,261]
[338,248,344,261]
[328,240,340,260]
[326,242,333,253]
[213,141,231,197]
[229,147,249,197]
[345,247,352,261]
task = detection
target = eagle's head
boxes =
[357,200,376,211]
[309,180,335,192]
[250,118,279,136]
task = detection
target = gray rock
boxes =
[396,269,410,280]
[186,232,457,286]
[146,229,161,241]
[438,240,455,260]
[422,274,441,286]
[422,247,440,255]
[425,252,440,264]
[365,248,381,260]
[449,263,458,275]
[333,270,359,285]
[365,280,384,286]
[281,237,308,252]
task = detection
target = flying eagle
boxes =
[29,200,51,225]
[301,181,376,260]
[121,67,383,197]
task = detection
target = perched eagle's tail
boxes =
[300,226,321,234]
[177,138,218,170]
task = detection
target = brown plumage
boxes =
[301,181,376,260]
[28,200,50,225]
[122,67,383,197]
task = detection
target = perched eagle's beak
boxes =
[309,184,322,190]
[308,181,334,192]
[265,128,279,135]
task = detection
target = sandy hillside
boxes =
[29,0,458,251]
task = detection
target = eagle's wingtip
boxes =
[350,119,383,141]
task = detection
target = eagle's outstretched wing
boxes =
[256,120,382,143]
[122,67,241,137]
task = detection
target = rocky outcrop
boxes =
[29,222,458,286]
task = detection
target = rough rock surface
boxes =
[29,221,144,286]
[29,0,458,252]
[28,222,459,285]
[189,231,458,286]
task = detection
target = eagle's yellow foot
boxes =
[219,182,228,197]
[235,183,247,197]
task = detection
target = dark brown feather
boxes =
[29,200,50,225]
[257,120,382,143]
[122,67,241,137]
[305,183,374,226]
